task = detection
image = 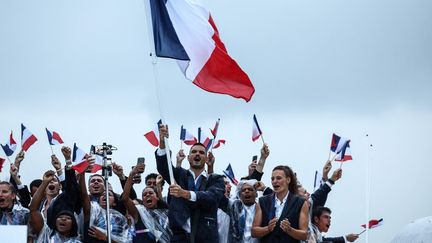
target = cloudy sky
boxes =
[1,0,431,242]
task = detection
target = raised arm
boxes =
[206,151,215,174]
[113,162,137,200]
[78,170,91,221]
[176,149,186,168]
[255,143,269,173]
[121,164,143,222]
[29,171,55,235]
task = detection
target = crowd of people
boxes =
[0,124,360,243]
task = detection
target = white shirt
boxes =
[243,203,258,243]
[274,192,289,218]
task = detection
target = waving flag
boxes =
[1,131,17,157]
[212,139,226,149]
[144,120,163,147]
[223,163,238,185]
[150,0,255,101]
[91,155,104,173]
[210,119,220,137]
[252,114,263,142]
[45,128,64,145]
[361,218,383,229]
[0,157,5,172]
[335,140,353,162]
[71,143,89,173]
[21,124,38,152]
[180,126,197,145]
[197,127,211,149]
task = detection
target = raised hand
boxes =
[61,146,72,161]
[112,162,126,180]
[322,160,332,181]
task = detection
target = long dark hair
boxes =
[272,165,298,194]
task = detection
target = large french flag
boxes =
[150,0,255,102]
[252,114,263,142]
[45,128,64,145]
[144,120,163,147]
[91,155,104,173]
[21,124,38,152]
[1,131,17,157]
[180,125,197,145]
[71,143,89,173]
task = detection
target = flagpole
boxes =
[358,229,366,235]
[143,0,175,185]
[365,134,373,243]
[49,144,54,155]
[210,118,220,153]
[260,134,266,145]
[6,156,12,165]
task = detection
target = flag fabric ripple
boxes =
[1,131,17,157]
[21,124,38,152]
[150,0,255,101]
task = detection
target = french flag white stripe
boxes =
[165,0,214,81]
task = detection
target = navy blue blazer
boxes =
[155,151,225,243]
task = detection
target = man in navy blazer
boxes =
[155,124,225,243]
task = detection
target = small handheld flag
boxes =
[71,143,89,173]
[223,163,238,185]
[252,114,263,142]
[144,120,163,147]
[210,119,220,137]
[180,125,197,145]
[329,133,352,162]
[21,124,38,152]
[45,128,64,145]
[197,127,212,149]
[1,131,17,157]
[361,218,383,229]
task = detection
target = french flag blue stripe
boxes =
[1,144,14,157]
[150,0,189,60]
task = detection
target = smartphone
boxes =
[131,166,142,184]
[137,157,145,165]
[252,155,258,161]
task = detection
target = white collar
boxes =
[275,191,289,205]
[189,169,208,180]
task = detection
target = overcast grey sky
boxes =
[1,0,432,242]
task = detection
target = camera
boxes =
[91,143,116,156]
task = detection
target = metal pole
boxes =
[103,143,112,243]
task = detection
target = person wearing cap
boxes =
[220,179,260,243]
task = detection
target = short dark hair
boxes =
[312,206,332,222]
[190,142,206,150]
[145,173,165,186]
[30,179,42,189]
[272,165,298,194]
[0,181,16,195]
